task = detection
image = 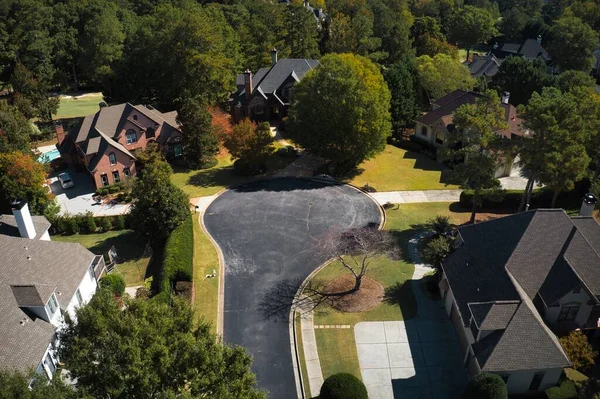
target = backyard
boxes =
[302,202,487,385]
[53,229,151,286]
[344,145,460,192]
[52,92,104,120]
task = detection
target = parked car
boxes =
[58,172,75,189]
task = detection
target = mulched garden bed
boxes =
[323,274,384,313]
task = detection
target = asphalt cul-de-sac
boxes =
[204,177,382,398]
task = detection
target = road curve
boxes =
[203,177,382,398]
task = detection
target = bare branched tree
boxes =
[318,227,399,292]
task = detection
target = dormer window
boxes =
[45,294,58,317]
[109,152,117,165]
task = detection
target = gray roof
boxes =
[253,59,319,95]
[11,284,56,307]
[467,53,503,78]
[443,209,600,372]
[0,232,96,372]
[0,215,50,240]
[492,38,551,61]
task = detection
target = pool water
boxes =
[38,148,61,163]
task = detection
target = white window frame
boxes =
[109,152,117,165]
[76,288,83,306]
[45,294,58,316]
[100,174,109,187]
[125,130,137,145]
[112,170,120,183]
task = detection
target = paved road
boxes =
[203,177,382,398]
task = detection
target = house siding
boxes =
[544,289,594,327]
[504,368,563,394]
[64,262,98,321]
[91,146,136,189]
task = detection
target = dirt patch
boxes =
[323,274,384,313]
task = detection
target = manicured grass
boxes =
[565,368,589,382]
[53,230,150,286]
[295,316,312,399]
[345,145,460,192]
[171,148,296,198]
[311,202,483,381]
[192,213,219,332]
[53,93,104,120]
[315,329,361,380]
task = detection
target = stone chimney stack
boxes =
[244,69,253,97]
[271,48,278,66]
[55,121,65,146]
[501,92,510,105]
[580,193,597,217]
[11,200,36,239]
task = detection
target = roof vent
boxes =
[19,318,28,326]
[26,256,31,260]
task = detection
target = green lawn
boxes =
[345,145,460,192]
[53,93,104,120]
[311,203,478,380]
[53,230,150,286]
[192,214,220,333]
[171,149,296,198]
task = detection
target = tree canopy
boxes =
[288,53,391,169]
[447,6,498,59]
[223,119,273,173]
[416,54,475,101]
[385,57,423,132]
[547,15,599,72]
[59,288,265,399]
[177,98,220,169]
[491,56,554,106]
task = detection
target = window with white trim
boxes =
[109,152,117,165]
[76,288,83,306]
[112,170,120,183]
[89,264,96,282]
[126,129,137,144]
[45,294,58,316]
[100,174,109,187]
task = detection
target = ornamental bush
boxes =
[462,373,508,399]
[99,274,126,296]
[320,373,368,399]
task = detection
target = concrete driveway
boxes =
[203,177,382,399]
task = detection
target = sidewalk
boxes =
[370,189,462,205]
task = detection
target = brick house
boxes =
[439,209,600,395]
[57,103,182,189]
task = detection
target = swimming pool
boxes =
[38,148,61,163]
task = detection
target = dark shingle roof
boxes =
[468,54,503,78]
[11,284,56,307]
[0,215,50,240]
[443,209,600,372]
[0,233,96,372]
[253,59,319,95]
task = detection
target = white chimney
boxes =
[536,35,542,45]
[580,193,597,217]
[11,200,36,239]
[501,92,510,105]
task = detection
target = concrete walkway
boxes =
[299,299,324,397]
[370,190,462,205]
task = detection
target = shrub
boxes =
[96,188,108,196]
[161,216,194,295]
[286,145,297,156]
[54,216,68,234]
[320,373,368,399]
[99,274,126,296]
[114,215,126,230]
[428,215,452,236]
[462,373,508,399]
[546,380,577,399]
[560,330,598,371]
[233,159,264,176]
[108,185,120,194]
[98,217,112,232]
[276,147,288,156]
[361,184,377,193]
[422,236,452,267]
[81,212,97,234]
[64,216,80,235]
[383,202,395,210]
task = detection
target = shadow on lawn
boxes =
[402,151,461,186]
[187,166,243,189]
[384,280,418,320]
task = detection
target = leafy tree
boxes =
[518,88,591,208]
[0,152,53,215]
[568,0,600,31]
[462,373,508,399]
[385,57,423,133]
[428,215,453,236]
[288,53,392,169]
[284,4,320,59]
[555,70,597,93]
[10,63,59,121]
[320,373,368,399]
[59,289,265,399]
[416,54,476,101]
[499,8,530,40]
[560,330,598,371]
[447,6,498,60]
[0,369,86,399]
[423,236,453,267]
[0,101,32,153]
[99,274,126,296]
[412,16,459,58]
[177,97,220,169]
[223,119,273,170]
[491,57,554,106]
[324,8,385,61]
[441,91,507,223]
[368,0,415,63]
[129,147,189,243]
[547,16,599,72]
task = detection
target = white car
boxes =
[58,172,75,189]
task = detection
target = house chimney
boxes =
[11,200,36,239]
[244,69,253,96]
[501,92,510,105]
[55,121,65,146]
[271,48,278,66]
[580,193,597,217]
[536,35,542,45]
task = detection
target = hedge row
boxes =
[459,183,589,212]
[160,215,194,296]
[52,213,129,235]
[95,182,126,196]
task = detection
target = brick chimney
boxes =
[244,69,253,97]
[55,120,65,146]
